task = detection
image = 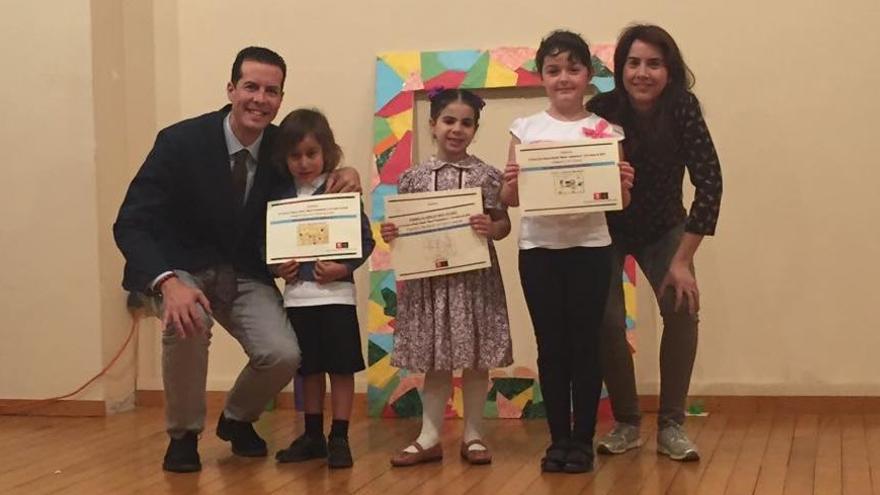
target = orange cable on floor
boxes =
[0,314,142,416]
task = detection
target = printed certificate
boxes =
[385,187,490,281]
[266,192,362,263]
[515,138,623,216]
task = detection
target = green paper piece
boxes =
[460,52,490,88]
[392,388,423,417]
[369,270,393,304]
[492,377,534,399]
[368,340,388,365]
[368,375,400,417]
[374,116,393,145]
[484,400,498,418]
[592,55,613,77]
[421,52,447,81]
[521,400,546,419]
[531,381,543,404]
[522,58,537,72]
[376,145,395,171]
[687,400,705,415]
[381,287,397,317]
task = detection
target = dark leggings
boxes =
[519,246,611,444]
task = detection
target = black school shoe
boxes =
[216,413,268,457]
[162,431,201,473]
[276,433,328,463]
[327,436,354,469]
[563,440,595,473]
[540,439,569,473]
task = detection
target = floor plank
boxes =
[0,406,879,494]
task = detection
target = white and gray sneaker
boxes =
[657,424,700,461]
[596,423,642,455]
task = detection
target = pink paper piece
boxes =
[388,374,424,404]
[593,44,615,72]
[370,248,392,271]
[496,392,521,418]
[512,366,539,379]
[373,323,394,334]
[403,72,424,92]
[490,47,535,71]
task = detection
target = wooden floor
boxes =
[1,405,879,494]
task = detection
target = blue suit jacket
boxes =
[114,105,281,292]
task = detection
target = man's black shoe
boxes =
[162,431,201,473]
[216,413,268,457]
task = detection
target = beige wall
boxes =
[0,0,105,401]
[2,0,879,406]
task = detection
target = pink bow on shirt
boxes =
[582,120,613,138]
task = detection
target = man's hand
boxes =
[325,167,362,193]
[160,277,212,338]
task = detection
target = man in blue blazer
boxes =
[114,47,360,472]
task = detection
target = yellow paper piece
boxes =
[367,354,398,388]
[386,109,413,140]
[452,386,464,417]
[372,223,389,251]
[510,387,534,410]
[367,300,393,331]
[485,59,518,88]
[381,52,421,81]
[623,281,637,316]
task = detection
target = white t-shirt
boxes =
[282,174,356,308]
[509,111,624,250]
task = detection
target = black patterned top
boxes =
[588,91,723,250]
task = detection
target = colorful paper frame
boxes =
[367,45,634,418]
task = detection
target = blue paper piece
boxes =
[437,50,483,71]
[626,315,635,330]
[369,333,394,354]
[375,269,396,294]
[593,76,615,93]
[371,184,398,221]
[375,59,404,112]
[370,269,397,300]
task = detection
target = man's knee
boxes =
[252,346,300,374]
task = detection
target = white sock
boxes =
[462,368,489,451]
[404,370,452,453]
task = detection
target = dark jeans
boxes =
[600,223,699,428]
[519,246,611,444]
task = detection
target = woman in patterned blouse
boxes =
[586,24,723,462]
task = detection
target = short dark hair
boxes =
[428,88,485,127]
[536,30,592,75]
[231,46,287,88]
[274,108,343,178]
